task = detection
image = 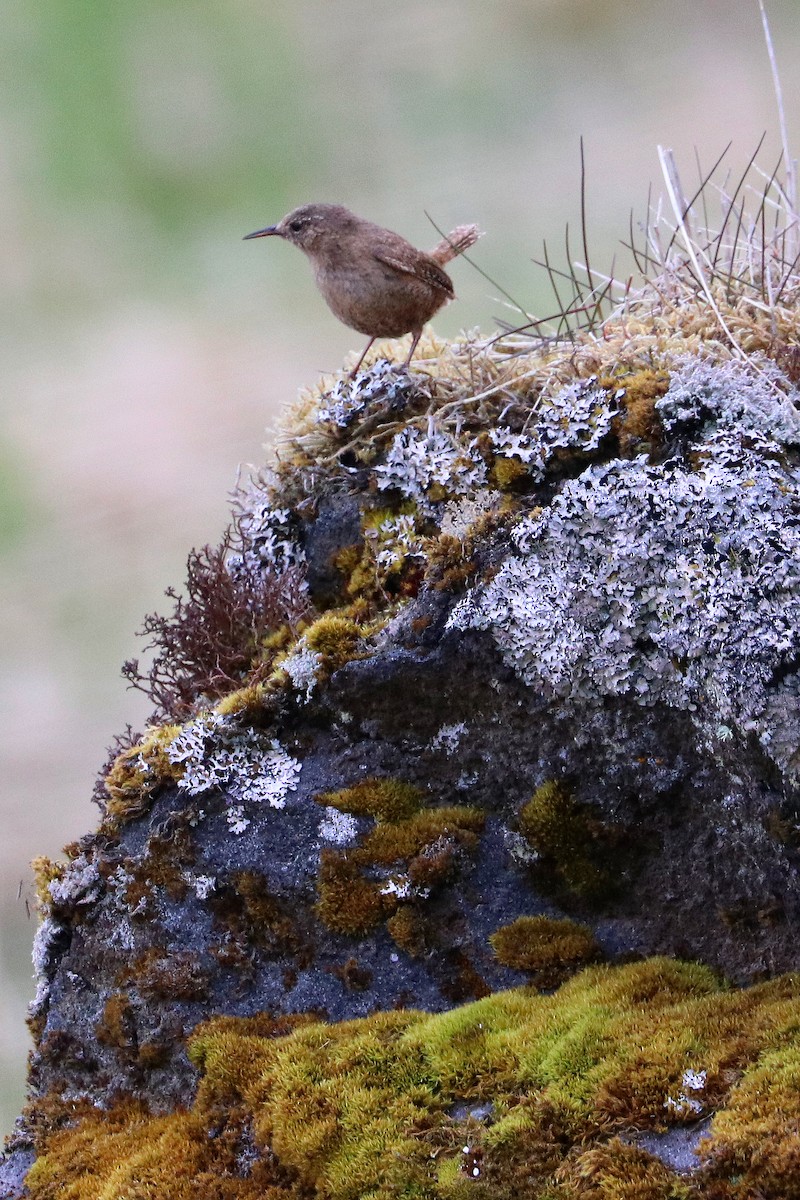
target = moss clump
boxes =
[386,906,429,957]
[553,1138,687,1199]
[119,948,210,1002]
[214,681,270,716]
[519,781,614,901]
[318,778,424,823]
[424,532,479,593]
[490,455,530,491]
[697,1043,800,1196]
[607,367,669,455]
[490,916,601,986]
[314,779,484,938]
[25,1105,287,1200]
[26,959,800,1200]
[96,992,136,1050]
[30,856,65,910]
[102,725,183,824]
[302,612,364,670]
[316,850,386,937]
[210,870,304,962]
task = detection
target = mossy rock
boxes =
[25,959,800,1200]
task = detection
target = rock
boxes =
[8,302,800,1197]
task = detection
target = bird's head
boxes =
[243,203,359,254]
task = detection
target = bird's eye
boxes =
[289,219,304,232]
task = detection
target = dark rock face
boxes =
[25,613,800,1120]
[8,349,800,1193]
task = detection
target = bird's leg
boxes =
[402,330,423,371]
[349,337,377,379]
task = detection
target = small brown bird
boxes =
[244,203,479,375]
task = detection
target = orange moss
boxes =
[554,1138,687,1199]
[96,993,136,1050]
[386,906,429,958]
[424,533,478,592]
[316,850,386,936]
[211,870,303,959]
[120,948,210,1002]
[490,915,601,985]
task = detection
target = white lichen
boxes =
[656,354,800,445]
[318,806,360,845]
[29,916,66,1016]
[228,491,306,577]
[226,806,250,835]
[318,359,416,428]
[487,377,619,481]
[682,1068,708,1092]
[379,876,414,900]
[282,644,322,702]
[440,490,503,540]
[167,714,302,810]
[47,855,101,909]
[375,425,486,506]
[191,874,217,900]
[372,513,426,573]
[432,722,468,754]
[664,1067,707,1116]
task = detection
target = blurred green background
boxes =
[2,0,798,1137]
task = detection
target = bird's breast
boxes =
[312,258,449,339]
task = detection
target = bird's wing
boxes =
[373,248,454,297]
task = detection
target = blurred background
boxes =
[1,0,798,1135]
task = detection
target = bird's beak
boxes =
[243,225,279,240]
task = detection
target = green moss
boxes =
[303,613,363,668]
[363,806,484,866]
[214,681,271,715]
[26,960,800,1200]
[518,782,614,901]
[490,916,601,986]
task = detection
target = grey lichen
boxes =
[449,354,800,784]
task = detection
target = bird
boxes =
[244,203,480,376]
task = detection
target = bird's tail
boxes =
[428,223,482,266]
